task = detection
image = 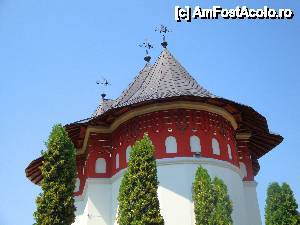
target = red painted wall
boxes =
[74,108,252,196]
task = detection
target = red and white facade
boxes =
[26,48,283,225]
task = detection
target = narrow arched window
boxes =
[165,136,177,153]
[126,145,132,163]
[212,138,220,155]
[116,153,120,169]
[190,135,201,153]
[227,144,233,160]
[239,162,247,178]
[95,158,106,173]
[75,178,80,192]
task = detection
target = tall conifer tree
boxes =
[210,177,233,225]
[117,134,164,225]
[265,182,299,225]
[192,166,215,225]
[34,124,77,225]
[193,166,232,225]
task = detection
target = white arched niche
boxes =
[212,138,220,155]
[190,135,201,153]
[116,153,120,169]
[95,158,106,173]
[75,178,80,192]
[165,136,177,153]
[227,144,233,160]
[239,162,247,178]
[126,145,132,163]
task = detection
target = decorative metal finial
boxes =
[138,40,153,62]
[96,77,111,100]
[155,25,171,48]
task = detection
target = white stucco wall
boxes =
[74,179,112,225]
[156,158,247,225]
[73,158,261,225]
[243,181,262,225]
[73,194,88,225]
[111,173,123,225]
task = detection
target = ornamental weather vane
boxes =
[96,77,111,99]
[138,40,153,63]
[155,24,172,48]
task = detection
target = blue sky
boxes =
[0,1,299,224]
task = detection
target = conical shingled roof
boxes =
[112,48,215,108]
[92,99,114,117]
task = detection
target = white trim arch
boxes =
[95,158,106,173]
[227,144,233,160]
[126,145,132,163]
[212,138,220,155]
[115,153,120,169]
[190,135,201,153]
[165,136,177,153]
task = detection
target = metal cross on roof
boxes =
[155,25,172,48]
[138,40,153,62]
[96,77,111,99]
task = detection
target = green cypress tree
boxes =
[265,182,281,225]
[117,172,133,224]
[265,182,299,225]
[192,166,215,225]
[281,183,299,225]
[117,134,164,225]
[210,177,233,225]
[193,166,233,225]
[34,124,77,225]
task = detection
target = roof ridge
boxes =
[112,63,152,108]
[163,49,179,93]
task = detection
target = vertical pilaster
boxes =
[236,133,254,181]
[243,181,262,225]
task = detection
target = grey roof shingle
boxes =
[112,63,153,108]
[92,99,114,117]
[93,48,215,116]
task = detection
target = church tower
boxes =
[26,43,283,225]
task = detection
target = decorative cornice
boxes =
[236,132,252,140]
[157,157,243,177]
[78,101,238,154]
